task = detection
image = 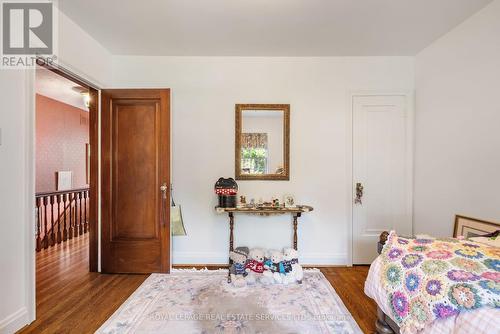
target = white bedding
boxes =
[365,256,500,334]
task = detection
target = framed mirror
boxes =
[235,104,290,180]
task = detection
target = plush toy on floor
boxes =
[245,248,265,284]
[263,249,285,284]
[229,247,249,287]
[282,247,303,284]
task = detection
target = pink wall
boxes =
[36,94,89,193]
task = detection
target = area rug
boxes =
[96,269,362,334]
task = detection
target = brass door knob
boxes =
[355,182,364,204]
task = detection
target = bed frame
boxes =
[375,215,500,334]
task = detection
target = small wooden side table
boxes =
[215,205,314,283]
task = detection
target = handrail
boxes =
[36,187,90,198]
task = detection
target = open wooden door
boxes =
[101,89,170,273]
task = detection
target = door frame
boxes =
[36,60,100,272]
[25,60,101,322]
[346,91,414,266]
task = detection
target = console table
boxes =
[215,205,314,283]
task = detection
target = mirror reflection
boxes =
[241,110,284,175]
[235,104,289,180]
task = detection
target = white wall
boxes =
[0,70,32,334]
[112,56,415,265]
[414,0,500,236]
[57,8,112,87]
[0,9,111,333]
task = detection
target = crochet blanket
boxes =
[380,231,500,333]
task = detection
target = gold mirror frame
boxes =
[235,104,290,180]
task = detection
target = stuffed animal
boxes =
[282,247,303,284]
[263,249,284,284]
[261,257,274,285]
[229,247,249,287]
[245,248,265,284]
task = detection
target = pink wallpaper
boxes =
[36,94,89,193]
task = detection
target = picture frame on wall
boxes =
[56,171,73,191]
[453,215,499,238]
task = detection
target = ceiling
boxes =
[36,67,89,111]
[59,0,492,56]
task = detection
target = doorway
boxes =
[351,94,413,264]
[34,63,99,271]
[25,66,171,332]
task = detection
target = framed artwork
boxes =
[283,194,296,208]
[453,215,499,238]
[56,171,73,191]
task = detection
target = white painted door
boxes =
[352,95,412,264]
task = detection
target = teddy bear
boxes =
[263,249,285,284]
[281,247,303,284]
[245,248,265,284]
[229,246,249,287]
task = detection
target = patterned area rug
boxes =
[96,269,361,334]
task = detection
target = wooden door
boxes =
[352,95,412,264]
[101,89,170,273]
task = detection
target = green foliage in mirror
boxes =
[241,148,267,174]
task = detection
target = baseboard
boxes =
[300,253,348,265]
[172,252,227,264]
[172,252,348,266]
[172,264,348,269]
[0,307,29,334]
[173,264,228,269]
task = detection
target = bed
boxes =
[364,215,500,334]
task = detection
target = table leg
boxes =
[228,212,234,283]
[229,212,234,252]
[293,213,300,250]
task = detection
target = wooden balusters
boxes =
[84,190,88,233]
[78,191,83,236]
[36,197,42,252]
[69,193,74,239]
[63,193,68,241]
[56,194,62,244]
[43,196,49,249]
[49,195,56,246]
[73,192,79,238]
[35,187,89,252]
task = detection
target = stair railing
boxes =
[35,187,89,251]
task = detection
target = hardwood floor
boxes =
[321,266,377,333]
[19,234,148,334]
[19,235,376,333]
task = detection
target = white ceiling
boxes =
[36,67,88,111]
[59,0,493,56]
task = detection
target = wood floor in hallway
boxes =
[19,235,376,333]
